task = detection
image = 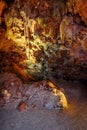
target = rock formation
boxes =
[0,0,87,81]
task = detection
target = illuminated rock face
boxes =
[5,0,66,45]
[4,0,66,79]
[1,0,87,80]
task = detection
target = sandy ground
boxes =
[0,80,87,130]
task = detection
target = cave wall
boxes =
[0,0,87,80]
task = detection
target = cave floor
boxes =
[0,79,87,130]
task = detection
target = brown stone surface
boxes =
[0,73,67,110]
[74,0,87,24]
[0,0,7,24]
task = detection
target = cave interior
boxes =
[0,0,87,129]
